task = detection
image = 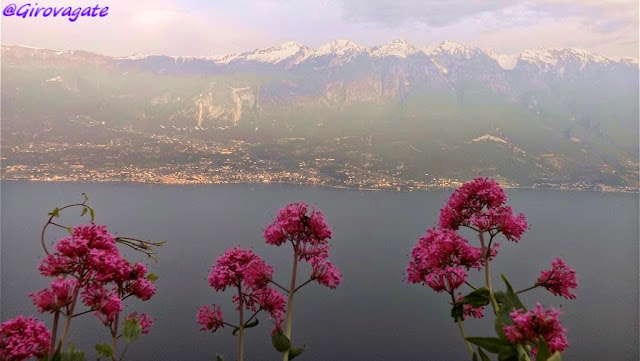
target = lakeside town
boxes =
[2,117,637,193]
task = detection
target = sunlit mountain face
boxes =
[1,40,638,190]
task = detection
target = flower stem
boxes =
[111,312,120,361]
[59,287,81,350]
[48,311,60,361]
[516,285,539,294]
[456,317,474,357]
[118,342,130,361]
[282,249,299,361]
[238,286,244,361]
[479,232,499,315]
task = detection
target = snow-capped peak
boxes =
[314,40,364,57]
[619,57,639,66]
[119,54,155,60]
[369,39,418,58]
[519,47,613,69]
[244,41,311,64]
[519,48,558,65]
[487,51,519,70]
[430,40,479,59]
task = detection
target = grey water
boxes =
[1,181,638,361]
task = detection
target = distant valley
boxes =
[1,40,638,191]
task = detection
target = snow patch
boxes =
[368,39,418,58]
[431,40,477,59]
[488,52,519,70]
[431,59,448,74]
[472,135,508,144]
[120,54,154,60]
[314,39,363,57]
[244,41,311,64]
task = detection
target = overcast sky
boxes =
[1,0,638,59]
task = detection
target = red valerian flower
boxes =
[263,202,333,260]
[197,304,224,333]
[310,257,342,289]
[504,303,569,353]
[406,228,482,292]
[439,178,528,242]
[29,278,78,313]
[536,258,578,299]
[200,247,286,329]
[0,316,51,361]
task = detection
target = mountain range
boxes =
[1,39,638,190]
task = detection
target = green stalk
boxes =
[479,232,499,314]
[111,312,119,361]
[59,286,81,350]
[282,249,299,361]
[456,318,474,356]
[238,285,244,361]
[48,311,60,361]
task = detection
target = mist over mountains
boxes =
[1,39,638,190]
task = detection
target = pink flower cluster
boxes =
[197,304,225,333]
[264,202,342,289]
[30,278,78,313]
[406,228,482,293]
[536,258,578,299]
[32,224,155,327]
[439,178,528,242]
[310,257,342,289]
[504,303,569,353]
[0,316,51,361]
[199,248,286,333]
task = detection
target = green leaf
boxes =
[494,315,510,341]
[451,303,464,321]
[82,193,89,203]
[501,274,525,310]
[461,287,492,307]
[497,346,518,361]
[547,352,562,361]
[95,343,114,359]
[89,207,95,221]
[232,327,240,336]
[48,208,60,218]
[517,345,530,361]
[271,328,291,352]
[535,338,551,361]
[244,318,259,329]
[215,354,224,361]
[61,343,85,361]
[80,207,88,217]
[66,227,74,234]
[495,276,526,341]
[466,337,511,354]
[50,341,63,361]
[288,344,306,360]
[479,348,491,361]
[146,273,159,282]
[122,317,142,344]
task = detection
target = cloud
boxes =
[0,0,273,56]
[340,0,515,27]
[1,0,637,58]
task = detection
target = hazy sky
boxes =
[1,0,638,59]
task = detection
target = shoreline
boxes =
[2,178,638,194]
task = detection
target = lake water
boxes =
[1,181,638,361]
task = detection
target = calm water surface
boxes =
[1,181,638,361]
